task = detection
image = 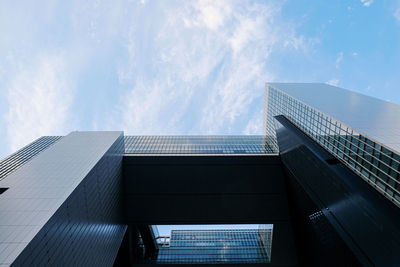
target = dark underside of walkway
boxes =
[115,120,400,266]
[120,155,297,266]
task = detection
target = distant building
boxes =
[155,229,273,264]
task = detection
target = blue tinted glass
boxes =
[265,83,400,207]
[154,227,272,264]
[124,136,275,154]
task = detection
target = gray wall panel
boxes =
[0,132,126,266]
[0,136,63,181]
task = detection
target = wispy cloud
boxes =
[243,110,264,135]
[327,79,339,86]
[182,0,231,31]
[395,8,400,21]
[360,0,373,7]
[1,0,399,157]
[228,16,268,57]
[112,0,309,135]
[336,52,343,69]
[4,53,74,151]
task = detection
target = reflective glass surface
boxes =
[155,228,273,264]
[124,136,275,154]
[265,84,400,207]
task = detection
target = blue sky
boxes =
[1,0,400,159]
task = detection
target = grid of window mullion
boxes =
[300,103,399,192]
[276,88,392,163]
[324,134,392,194]
[265,89,279,152]
[295,103,400,184]
[311,127,399,200]
[270,88,400,204]
[158,229,270,264]
[336,131,396,175]
[329,112,397,170]
[124,136,275,154]
[276,87,400,168]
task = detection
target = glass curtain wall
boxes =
[264,85,400,207]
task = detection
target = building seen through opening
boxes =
[142,225,273,264]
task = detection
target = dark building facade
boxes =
[0,132,126,266]
[0,83,399,266]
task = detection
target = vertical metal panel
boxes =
[0,132,126,266]
[0,136,63,181]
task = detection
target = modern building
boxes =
[264,83,400,206]
[0,83,399,266]
[155,228,272,264]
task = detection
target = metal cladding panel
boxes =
[0,136,63,181]
[0,132,126,266]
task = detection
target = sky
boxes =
[1,0,400,159]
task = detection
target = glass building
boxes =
[264,83,400,207]
[124,135,275,154]
[155,228,273,264]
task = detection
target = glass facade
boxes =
[258,224,273,261]
[124,136,275,154]
[0,136,63,181]
[265,84,400,207]
[155,229,273,264]
[266,83,400,153]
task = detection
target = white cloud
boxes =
[110,1,310,135]
[5,53,74,152]
[243,111,263,135]
[395,8,400,21]
[0,0,318,150]
[115,78,193,134]
[327,79,339,86]
[352,52,358,56]
[199,58,270,133]
[229,18,262,57]
[227,6,278,57]
[336,52,343,68]
[182,0,231,31]
[360,0,373,7]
